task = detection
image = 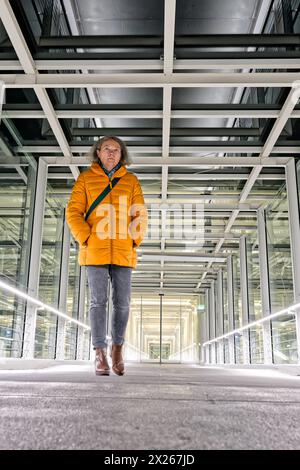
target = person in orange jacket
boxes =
[66,136,148,376]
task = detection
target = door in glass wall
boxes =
[125,294,199,363]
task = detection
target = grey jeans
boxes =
[86,264,132,349]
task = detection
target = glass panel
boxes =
[64,324,77,360]
[67,245,80,317]
[272,316,298,364]
[224,338,229,363]
[223,270,229,333]
[249,326,264,364]
[266,188,293,312]
[35,182,64,357]
[247,235,262,322]
[234,334,243,364]
[124,294,143,361]
[83,330,91,360]
[65,245,81,360]
[35,311,57,359]
[39,182,64,307]
[209,343,216,364]
[179,296,199,363]
[0,164,36,358]
[0,291,25,358]
[162,296,181,362]
[232,255,241,327]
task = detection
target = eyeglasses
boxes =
[97,147,121,155]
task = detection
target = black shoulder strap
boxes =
[84,177,121,221]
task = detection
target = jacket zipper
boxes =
[109,175,112,264]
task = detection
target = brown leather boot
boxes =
[95,348,110,376]
[111,343,125,376]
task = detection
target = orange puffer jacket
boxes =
[66,162,148,268]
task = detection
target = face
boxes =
[97,139,122,172]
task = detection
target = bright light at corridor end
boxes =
[0,278,90,330]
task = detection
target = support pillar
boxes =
[56,211,70,360]
[216,269,224,363]
[209,280,216,364]
[22,159,47,358]
[76,266,86,359]
[286,159,300,363]
[257,208,273,364]
[227,255,235,363]
[240,235,250,364]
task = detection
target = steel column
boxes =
[56,212,70,360]
[240,235,250,364]
[216,269,224,363]
[21,159,47,358]
[76,266,86,360]
[227,255,235,364]
[209,280,216,363]
[257,208,273,364]
[286,159,300,363]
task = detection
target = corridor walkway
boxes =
[0,362,300,450]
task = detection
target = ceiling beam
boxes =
[71,127,261,136]
[15,145,299,154]
[38,34,300,48]
[40,156,291,167]
[4,57,300,71]
[3,108,300,119]
[141,253,227,263]
[2,72,300,88]
[44,172,284,181]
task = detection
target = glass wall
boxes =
[0,163,36,357]
[0,165,91,361]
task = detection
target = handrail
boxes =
[0,278,90,330]
[202,301,300,346]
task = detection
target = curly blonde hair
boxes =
[88,136,132,166]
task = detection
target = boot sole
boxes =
[96,370,110,376]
